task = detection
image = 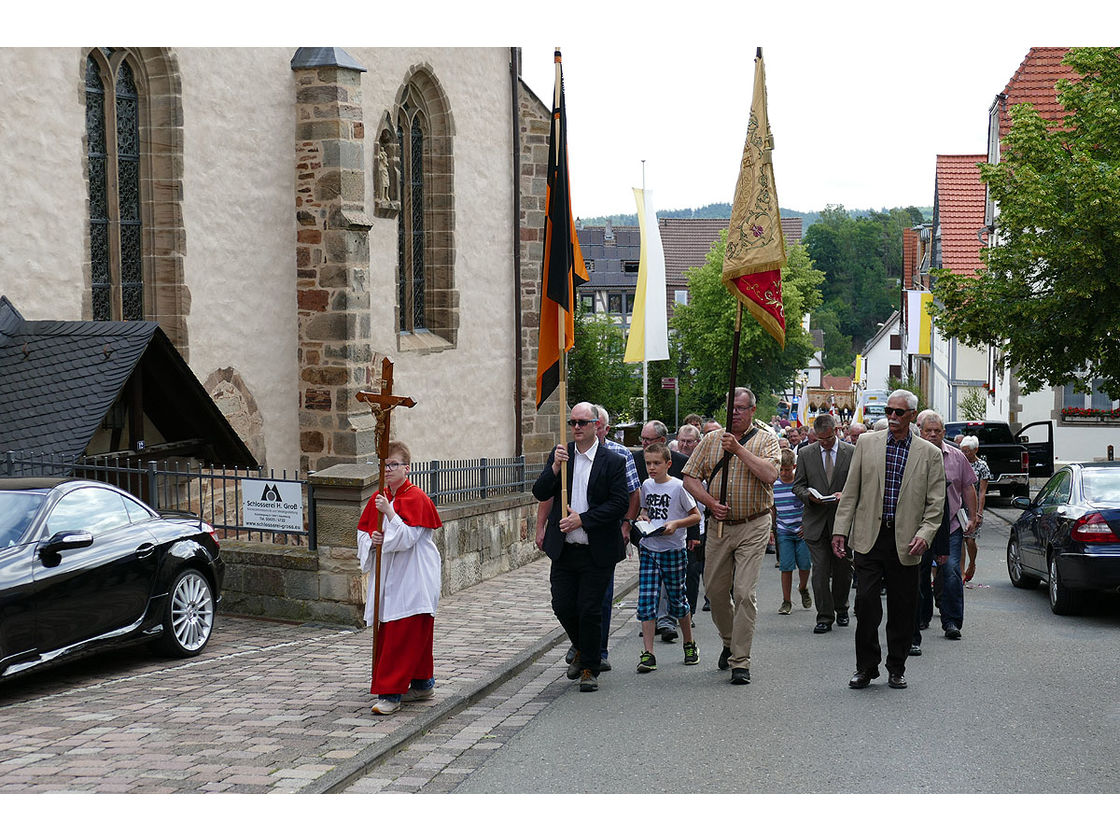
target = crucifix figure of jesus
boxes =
[356,356,416,665]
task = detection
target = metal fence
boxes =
[405,456,546,506]
[4,451,548,548]
[3,451,316,549]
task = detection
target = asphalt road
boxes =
[455,501,1120,794]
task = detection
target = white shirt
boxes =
[566,438,598,545]
[357,514,442,626]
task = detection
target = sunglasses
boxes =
[884,407,910,417]
[567,418,596,427]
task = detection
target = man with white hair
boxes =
[916,411,979,642]
[847,421,867,445]
[832,389,944,690]
[958,435,990,583]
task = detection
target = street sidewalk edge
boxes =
[305,571,640,794]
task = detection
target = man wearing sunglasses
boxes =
[533,402,630,693]
[831,390,945,690]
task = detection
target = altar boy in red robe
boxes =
[357,441,443,715]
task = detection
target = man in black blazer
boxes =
[533,401,629,693]
[792,413,855,633]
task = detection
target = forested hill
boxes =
[580,204,932,229]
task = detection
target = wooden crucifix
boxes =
[356,356,416,672]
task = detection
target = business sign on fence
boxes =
[241,479,304,532]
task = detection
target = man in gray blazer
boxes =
[831,390,944,690]
[792,413,854,634]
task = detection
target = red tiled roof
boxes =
[821,375,853,392]
[902,228,918,290]
[997,47,1078,139]
[658,216,803,285]
[935,155,987,278]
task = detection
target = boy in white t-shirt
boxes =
[635,443,701,672]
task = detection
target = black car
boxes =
[1006,462,1120,614]
[0,477,223,679]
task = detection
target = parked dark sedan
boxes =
[0,477,222,680]
[1006,462,1120,614]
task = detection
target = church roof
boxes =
[0,297,256,467]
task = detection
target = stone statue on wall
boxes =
[374,130,400,218]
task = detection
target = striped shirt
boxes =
[883,431,912,521]
[682,426,781,520]
[772,481,803,534]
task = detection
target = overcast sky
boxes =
[24,0,1116,220]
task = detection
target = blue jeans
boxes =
[939,529,965,629]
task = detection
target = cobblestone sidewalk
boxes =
[0,553,637,793]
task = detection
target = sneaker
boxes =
[658,625,678,643]
[579,670,598,692]
[371,698,401,715]
[730,667,751,685]
[799,588,812,609]
[718,645,731,671]
[778,600,792,615]
[598,657,612,672]
[637,651,658,673]
[683,641,699,665]
[401,685,434,702]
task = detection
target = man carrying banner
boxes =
[682,388,780,685]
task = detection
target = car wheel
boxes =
[155,568,215,657]
[1006,536,1039,589]
[1047,553,1082,616]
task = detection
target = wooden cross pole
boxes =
[356,357,416,675]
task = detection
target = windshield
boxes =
[945,423,1015,445]
[1081,469,1120,504]
[0,491,46,547]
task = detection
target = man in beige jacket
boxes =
[831,390,944,690]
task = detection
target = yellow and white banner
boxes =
[623,188,669,363]
[906,290,933,355]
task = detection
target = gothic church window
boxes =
[393,67,457,348]
[81,49,190,358]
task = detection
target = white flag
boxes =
[623,188,669,363]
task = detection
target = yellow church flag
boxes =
[906,290,933,355]
[623,187,669,363]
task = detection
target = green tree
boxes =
[932,48,1120,398]
[802,205,899,364]
[671,234,822,418]
[566,306,638,422]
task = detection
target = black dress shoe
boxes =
[848,669,879,689]
[836,613,850,627]
[944,624,962,640]
[909,644,922,656]
[659,626,679,643]
[813,622,832,634]
[888,673,908,689]
[730,667,751,685]
[718,646,731,670]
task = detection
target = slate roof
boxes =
[576,225,641,290]
[0,296,256,466]
[997,47,1078,138]
[934,155,987,278]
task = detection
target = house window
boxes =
[580,293,595,313]
[674,290,688,306]
[86,50,143,322]
[623,260,639,274]
[584,259,595,274]
[1063,379,1117,411]
[624,293,634,314]
[890,334,901,351]
[608,293,622,314]
[394,68,457,346]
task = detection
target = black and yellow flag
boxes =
[535,49,589,409]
